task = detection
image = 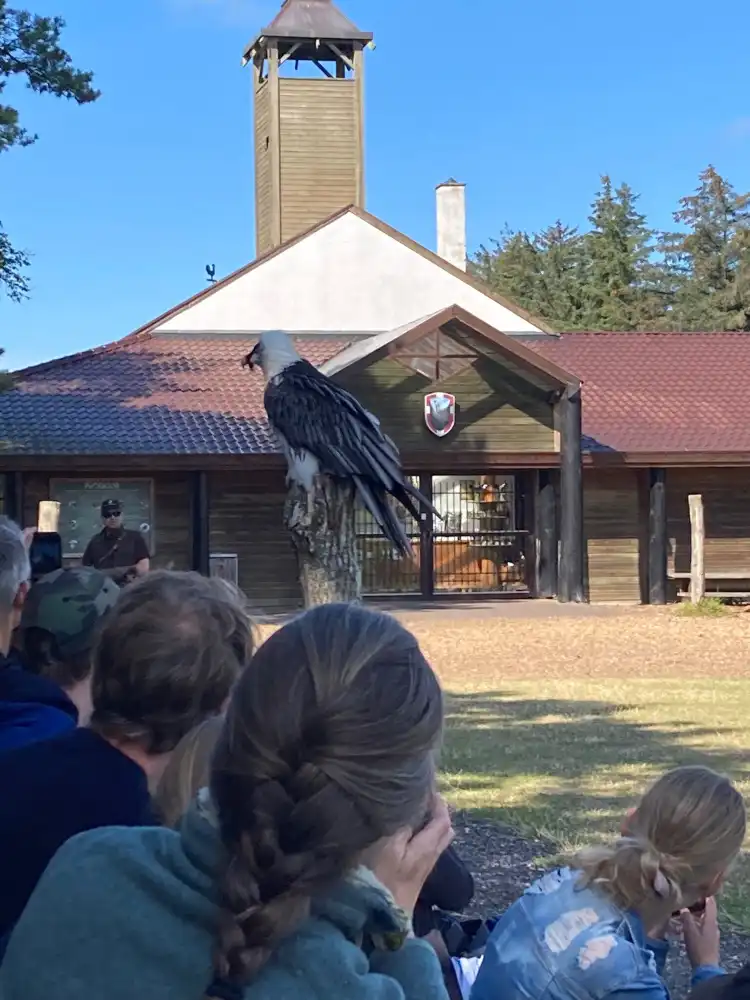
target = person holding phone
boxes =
[472,766,745,1000]
[0,518,72,752]
[81,500,150,585]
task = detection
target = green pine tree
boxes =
[662,165,750,330]
[1,1,99,300]
[472,227,543,317]
[582,176,664,330]
[533,222,587,329]
[472,224,588,328]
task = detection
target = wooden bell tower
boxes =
[243,0,373,257]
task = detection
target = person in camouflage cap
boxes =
[18,568,121,726]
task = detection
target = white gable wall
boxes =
[155,212,543,335]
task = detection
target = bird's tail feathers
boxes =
[388,484,422,525]
[360,439,401,487]
[354,477,414,560]
[402,478,442,520]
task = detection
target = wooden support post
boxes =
[3,472,22,524]
[558,387,585,603]
[648,468,668,605]
[688,493,705,604]
[285,477,361,607]
[418,474,434,599]
[191,471,210,576]
[267,42,282,246]
[353,45,365,207]
[536,469,559,599]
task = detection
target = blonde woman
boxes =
[472,766,746,1000]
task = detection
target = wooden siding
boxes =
[336,356,556,455]
[209,472,301,614]
[21,473,192,570]
[584,469,641,603]
[254,81,273,257]
[152,475,192,570]
[278,78,358,244]
[667,468,750,575]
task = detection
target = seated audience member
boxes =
[472,766,745,1000]
[155,709,474,937]
[414,846,475,938]
[0,517,74,752]
[155,714,225,827]
[17,567,121,730]
[1,604,452,1000]
[0,569,253,944]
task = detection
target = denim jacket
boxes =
[471,868,724,1000]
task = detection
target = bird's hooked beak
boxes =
[242,343,261,371]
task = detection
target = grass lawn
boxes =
[396,606,750,929]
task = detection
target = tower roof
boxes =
[245,0,372,56]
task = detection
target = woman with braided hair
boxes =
[0,603,452,1000]
[472,765,746,1000]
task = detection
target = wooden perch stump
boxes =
[284,476,362,607]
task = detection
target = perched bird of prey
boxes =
[243,330,438,557]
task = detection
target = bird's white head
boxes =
[243,330,301,381]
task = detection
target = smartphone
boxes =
[672,899,706,919]
[29,531,63,581]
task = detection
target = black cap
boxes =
[101,499,122,517]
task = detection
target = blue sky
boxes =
[2,0,749,370]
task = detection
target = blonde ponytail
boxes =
[574,766,745,911]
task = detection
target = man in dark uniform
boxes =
[81,500,150,585]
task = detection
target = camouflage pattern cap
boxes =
[20,567,121,657]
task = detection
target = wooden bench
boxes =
[668,571,750,599]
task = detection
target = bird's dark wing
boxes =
[264,360,437,556]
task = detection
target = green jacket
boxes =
[0,797,448,1000]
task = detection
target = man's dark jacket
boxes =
[0,651,77,753]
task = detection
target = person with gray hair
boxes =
[0,516,31,652]
[0,517,79,752]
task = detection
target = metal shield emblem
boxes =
[424,392,456,438]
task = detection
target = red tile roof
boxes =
[5,327,750,457]
[3,334,349,455]
[527,330,750,454]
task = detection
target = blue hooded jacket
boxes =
[0,651,77,753]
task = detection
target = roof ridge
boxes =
[557,329,750,336]
[18,201,559,380]
[14,208,360,379]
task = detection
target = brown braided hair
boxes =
[210,602,444,984]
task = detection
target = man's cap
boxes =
[101,499,122,517]
[20,567,121,657]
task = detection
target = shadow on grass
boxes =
[442,689,750,927]
[442,690,750,844]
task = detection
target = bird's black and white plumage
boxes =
[243,330,438,557]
